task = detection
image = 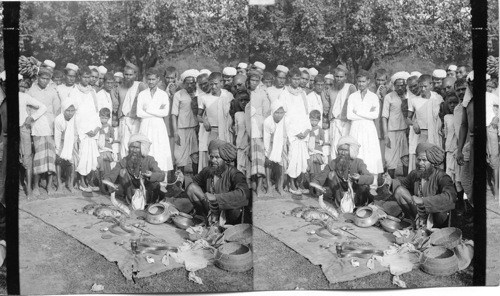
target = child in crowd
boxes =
[234,90,250,177]
[443,93,459,183]
[307,110,325,182]
[97,108,118,192]
[263,100,287,195]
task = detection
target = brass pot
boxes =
[353,206,379,228]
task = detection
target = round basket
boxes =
[214,242,253,272]
[430,227,462,249]
[420,246,459,276]
[223,224,252,245]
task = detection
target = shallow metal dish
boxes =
[380,218,411,233]
[172,213,195,230]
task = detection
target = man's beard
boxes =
[334,81,345,90]
[207,161,227,177]
[123,79,134,88]
[127,152,143,175]
[335,154,351,181]
[415,166,434,180]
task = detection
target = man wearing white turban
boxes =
[382,72,410,178]
[103,133,165,206]
[172,70,199,173]
[310,136,375,208]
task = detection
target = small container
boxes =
[336,244,343,256]
[131,239,138,254]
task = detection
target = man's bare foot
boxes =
[46,185,55,195]
[277,187,286,196]
[67,185,74,193]
[32,187,41,197]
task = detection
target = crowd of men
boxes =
[0,57,497,228]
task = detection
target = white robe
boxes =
[347,90,384,174]
[137,87,173,172]
[329,83,353,158]
[119,81,141,159]
[279,87,311,178]
[70,86,100,175]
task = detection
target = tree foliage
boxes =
[249,0,472,73]
[19,0,248,75]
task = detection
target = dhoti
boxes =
[385,130,409,170]
[119,116,140,159]
[174,127,198,167]
[329,119,350,159]
[76,137,99,176]
[286,138,309,179]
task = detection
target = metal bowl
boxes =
[146,203,172,225]
[172,213,195,230]
[353,206,379,228]
[380,218,411,233]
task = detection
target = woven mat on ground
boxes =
[254,198,396,284]
[20,195,188,280]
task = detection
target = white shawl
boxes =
[58,98,77,161]
[330,83,352,118]
[121,81,140,116]
[263,100,286,163]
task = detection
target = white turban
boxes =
[237,63,248,69]
[180,69,199,81]
[43,60,56,68]
[222,67,237,76]
[432,69,447,79]
[89,65,98,71]
[391,71,411,84]
[410,71,422,78]
[65,63,79,72]
[447,65,458,71]
[199,69,211,76]
[275,65,289,74]
[308,67,318,77]
[128,133,152,157]
[114,72,124,78]
[98,66,108,75]
[325,74,334,80]
[299,67,309,74]
[254,61,266,70]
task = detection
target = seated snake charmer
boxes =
[185,139,250,225]
[103,133,165,207]
[310,136,375,209]
[385,142,457,228]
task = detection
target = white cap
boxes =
[253,61,266,70]
[447,65,458,71]
[0,71,23,81]
[114,72,124,78]
[222,67,237,76]
[89,65,98,71]
[97,66,108,75]
[43,60,56,68]
[308,68,318,77]
[325,74,334,80]
[391,71,411,84]
[237,63,248,69]
[65,63,79,72]
[432,69,447,79]
[199,69,211,76]
[410,71,422,78]
[180,69,200,81]
[275,65,289,74]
